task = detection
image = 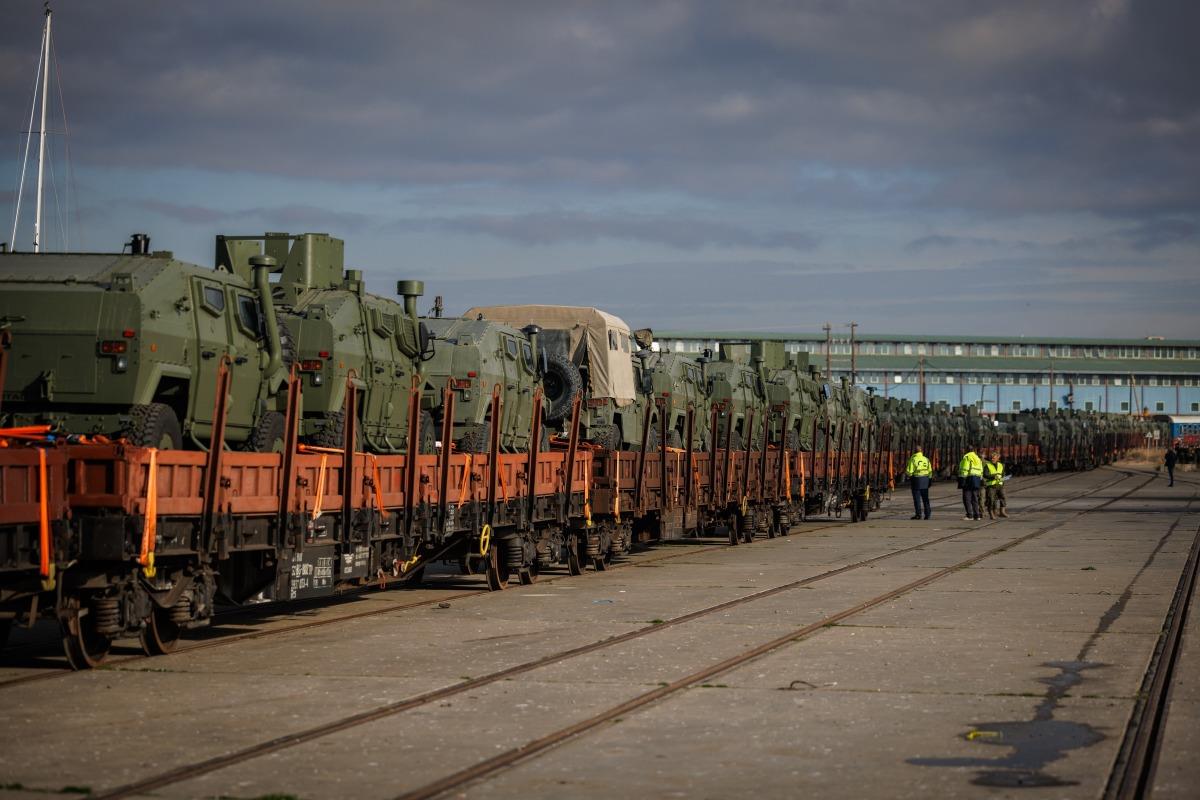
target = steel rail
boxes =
[1104,516,1200,799]
[87,470,1139,800]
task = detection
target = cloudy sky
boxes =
[2,0,1197,338]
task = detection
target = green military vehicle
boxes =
[759,343,821,452]
[217,233,437,453]
[0,234,287,449]
[465,305,652,450]
[704,343,769,451]
[636,344,709,450]
[422,314,545,452]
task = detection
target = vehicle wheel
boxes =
[125,403,183,450]
[309,411,363,451]
[592,556,607,572]
[485,547,508,591]
[60,601,112,670]
[542,353,583,424]
[457,423,491,454]
[640,424,660,452]
[566,539,582,576]
[728,520,740,546]
[140,605,183,656]
[590,423,621,451]
[242,410,286,453]
[418,410,436,454]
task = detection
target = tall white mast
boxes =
[32,4,52,253]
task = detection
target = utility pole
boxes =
[918,355,926,404]
[822,322,831,377]
[848,321,857,385]
[1048,356,1054,410]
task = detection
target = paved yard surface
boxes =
[0,465,1195,799]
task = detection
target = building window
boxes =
[937,345,949,355]
[1041,376,1050,385]
[1092,376,1101,386]
[1185,379,1195,387]
[930,374,943,384]
[968,375,978,385]
[1084,401,1094,411]
[973,345,986,357]
[907,375,917,384]
[1114,378,1123,386]
[1005,375,1015,385]
[1155,401,1165,412]
[946,375,955,384]
[878,344,892,355]
[1121,401,1130,411]
[954,345,964,356]
[903,344,913,355]
[1019,376,1028,385]
[1193,402,1199,412]
[1149,377,1158,386]
[1012,400,1021,410]
[917,344,927,355]
[894,375,903,384]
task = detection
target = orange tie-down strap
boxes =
[138,448,158,578]
[798,452,807,500]
[784,452,792,499]
[457,454,474,508]
[498,459,511,503]
[37,447,53,579]
[365,453,389,521]
[312,454,329,520]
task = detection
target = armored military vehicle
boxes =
[465,305,652,450]
[0,234,287,449]
[704,343,768,451]
[635,334,709,450]
[758,343,821,452]
[217,233,438,454]
[421,314,545,452]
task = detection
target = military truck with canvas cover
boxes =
[465,305,651,450]
[0,235,287,449]
[217,233,436,453]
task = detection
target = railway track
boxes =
[1104,506,1200,798]
[87,468,1143,800]
[0,469,1073,687]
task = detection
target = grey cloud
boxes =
[391,211,817,250]
[133,200,371,231]
[2,1,1197,220]
[1115,217,1198,252]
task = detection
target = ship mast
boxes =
[33,4,52,253]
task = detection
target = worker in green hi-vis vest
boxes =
[959,445,983,521]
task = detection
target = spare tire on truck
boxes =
[542,352,583,424]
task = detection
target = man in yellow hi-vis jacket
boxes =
[959,445,984,521]
[983,452,1008,519]
[905,445,933,520]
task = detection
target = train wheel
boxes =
[140,605,182,656]
[485,548,508,591]
[60,600,112,670]
[566,535,582,576]
[743,520,754,544]
[728,520,740,546]
[518,564,538,585]
[849,501,860,523]
[592,556,608,572]
[767,520,776,539]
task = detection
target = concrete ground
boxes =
[0,465,1196,799]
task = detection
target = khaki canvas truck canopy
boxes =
[465,304,638,406]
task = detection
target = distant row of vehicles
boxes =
[0,232,1163,668]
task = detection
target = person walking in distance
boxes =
[1165,443,1178,487]
[959,444,984,521]
[983,451,1008,519]
[906,445,933,520]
